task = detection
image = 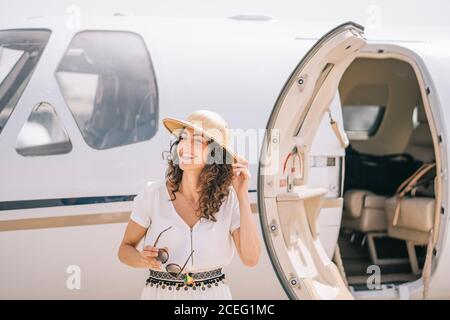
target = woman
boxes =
[118,109,261,299]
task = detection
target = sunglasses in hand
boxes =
[152,226,194,278]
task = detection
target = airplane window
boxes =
[342,105,385,140]
[55,31,158,150]
[0,29,51,134]
[15,102,72,156]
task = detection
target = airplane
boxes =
[0,14,449,300]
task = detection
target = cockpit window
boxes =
[0,29,51,134]
[55,31,158,150]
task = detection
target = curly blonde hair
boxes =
[162,135,234,222]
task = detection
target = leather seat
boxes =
[341,186,389,266]
[384,100,436,245]
[385,194,435,244]
[342,189,387,232]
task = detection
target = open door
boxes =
[258,22,367,299]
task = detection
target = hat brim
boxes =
[162,117,239,164]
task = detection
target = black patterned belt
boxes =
[146,267,226,291]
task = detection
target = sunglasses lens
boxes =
[166,264,181,277]
[157,248,169,264]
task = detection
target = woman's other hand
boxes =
[231,155,251,197]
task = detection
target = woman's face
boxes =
[176,127,211,171]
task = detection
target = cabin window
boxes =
[55,31,158,150]
[0,29,51,135]
[15,102,72,156]
[342,105,385,140]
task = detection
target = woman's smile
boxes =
[179,152,198,165]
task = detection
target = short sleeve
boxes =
[129,182,154,228]
[229,188,241,233]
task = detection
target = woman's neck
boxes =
[180,170,201,202]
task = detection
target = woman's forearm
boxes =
[118,244,148,268]
[237,192,261,266]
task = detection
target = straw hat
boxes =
[162,110,239,164]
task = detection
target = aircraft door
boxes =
[257,22,367,299]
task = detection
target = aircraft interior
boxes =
[337,57,439,290]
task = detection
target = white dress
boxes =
[129,179,241,300]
